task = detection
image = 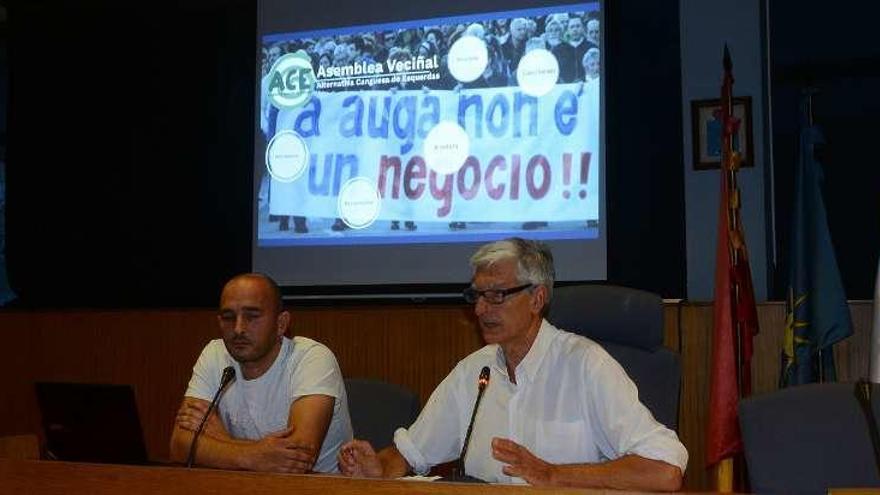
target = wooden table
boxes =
[0,459,633,494]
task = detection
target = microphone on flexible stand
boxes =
[186,366,236,468]
[855,379,880,477]
[444,366,490,483]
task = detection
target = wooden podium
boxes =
[0,459,609,495]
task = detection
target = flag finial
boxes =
[723,44,732,73]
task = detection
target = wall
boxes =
[766,0,880,299]
[679,0,769,301]
[4,0,692,306]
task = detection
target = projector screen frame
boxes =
[254,0,607,299]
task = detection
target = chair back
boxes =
[739,382,880,494]
[549,284,681,430]
[344,378,421,450]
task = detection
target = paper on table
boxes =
[397,475,442,482]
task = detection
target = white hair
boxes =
[511,17,529,31]
[525,37,546,53]
[465,23,486,39]
[582,47,600,65]
[470,238,555,314]
[551,13,570,25]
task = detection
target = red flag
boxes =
[705,46,759,468]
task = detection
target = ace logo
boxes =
[267,50,316,110]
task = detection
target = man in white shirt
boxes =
[338,238,687,490]
[170,273,352,473]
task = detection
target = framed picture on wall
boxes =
[691,96,753,170]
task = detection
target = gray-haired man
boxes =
[339,238,687,490]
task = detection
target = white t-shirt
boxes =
[185,336,353,473]
[393,320,688,483]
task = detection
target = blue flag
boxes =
[780,95,854,386]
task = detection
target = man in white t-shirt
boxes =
[338,238,687,490]
[170,273,352,473]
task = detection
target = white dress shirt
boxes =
[393,320,688,483]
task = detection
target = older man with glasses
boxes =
[338,238,687,490]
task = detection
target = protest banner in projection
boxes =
[266,82,600,224]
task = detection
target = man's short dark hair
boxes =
[224,273,284,313]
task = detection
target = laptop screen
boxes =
[34,382,149,465]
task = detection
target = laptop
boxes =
[34,382,150,465]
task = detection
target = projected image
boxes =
[256,3,601,247]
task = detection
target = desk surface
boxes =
[0,459,640,495]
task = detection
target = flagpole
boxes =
[714,44,742,493]
[809,91,822,385]
[805,90,826,385]
[726,55,741,495]
[722,48,746,401]
[870,257,880,383]
[715,458,734,492]
[707,44,760,493]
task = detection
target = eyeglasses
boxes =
[462,284,533,305]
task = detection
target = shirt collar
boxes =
[233,335,289,383]
[493,319,557,384]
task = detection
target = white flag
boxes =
[870,257,880,382]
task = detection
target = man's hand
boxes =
[243,427,318,474]
[174,397,228,439]
[491,437,556,486]
[175,397,208,432]
[337,439,383,478]
[171,404,315,473]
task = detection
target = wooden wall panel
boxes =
[751,302,786,395]
[292,305,482,403]
[836,302,873,383]
[0,301,874,491]
[673,303,713,491]
[0,310,220,462]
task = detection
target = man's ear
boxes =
[530,285,548,315]
[276,310,291,337]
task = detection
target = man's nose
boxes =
[474,296,490,317]
[233,315,248,334]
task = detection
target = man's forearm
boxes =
[377,446,410,479]
[548,455,682,492]
[169,426,254,470]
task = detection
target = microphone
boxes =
[854,379,880,477]
[186,366,235,468]
[456,366,490,479]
